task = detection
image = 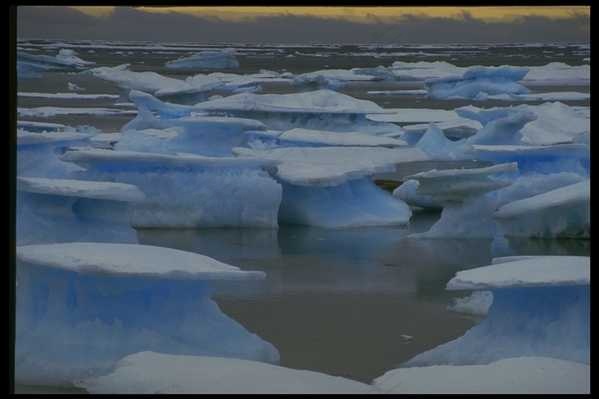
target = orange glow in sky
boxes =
[70,6,589,23]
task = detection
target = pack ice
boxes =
[405,256,590,366]
[15,243,278,386]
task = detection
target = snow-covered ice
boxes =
[494,180,590,238]
[16,178,144,244]
[15,243,278,385]
[76,351,374,394]
[425,66,530,100]
[405,256,590,366]
[374,357,589,394]
[447,291,493,316]
[60,148,282,228]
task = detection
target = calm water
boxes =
[15,41,590,392]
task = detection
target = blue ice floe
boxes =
[15,242,278,386]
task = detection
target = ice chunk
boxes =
[278,177,413,228]
[482,91,589,102]
[425,66,530,100]
[414,125,465,160]
[165,50,240,69]
[374,357,589,394]
[77,351,374,394]
[447,291,493,316]
[17,242,264,280]
[276,128,407,148]
[447,255,590,290]
[60,149,282,228]
[392,180,443,210]
[404,256,589,366]
[15,243,278,385]
[458,102,589,146]
[494,180,590,238]
[233,146,425,227]
[464,110,536,146]
[68,82,85,92]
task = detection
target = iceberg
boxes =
[234,146,429,227]
[16,177,145,245]
[15,243,278,385]
[60,148,282,228]
[374,357,589,394]
[425,66,530,100]
[495,180,590,238]
[405,256,590,366]
[76,351,374,394]
[165,50,240,69]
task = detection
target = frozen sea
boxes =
[15,40,590,393]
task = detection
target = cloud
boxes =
[17,6,590,43]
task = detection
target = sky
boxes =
[17,6,590,44]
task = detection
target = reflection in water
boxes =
[136,214,589,382]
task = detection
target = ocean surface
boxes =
[15,40,590,392]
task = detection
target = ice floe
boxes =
[494,180,590,238]
[60,148,282,228]
[425,66,530,100]
[447,291,493,316]
[405,256,589,366]
[374,357,589,394]
[76,351,374,394]
[16,178,144,245]
[15,243,277,385]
